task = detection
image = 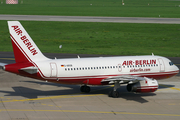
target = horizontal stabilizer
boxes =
[0,63,7,69]
[19,66,38,74]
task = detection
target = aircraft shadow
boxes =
[0,80,174,104]
[158,84,175,89]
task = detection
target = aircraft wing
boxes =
[101,75,147,84]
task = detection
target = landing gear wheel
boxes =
[84,86,91,93]
[80,86,85,92]
[108,90,119,98]
[112,91,119,98]
[80,86,91,93]
[108,90,113,97]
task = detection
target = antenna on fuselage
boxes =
[152,53,154,56]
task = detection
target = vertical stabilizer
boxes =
[8,21,49,63]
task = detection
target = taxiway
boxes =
[0,15,180,24]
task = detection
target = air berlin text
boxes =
[122,59,156,66]
[11,25,38,56]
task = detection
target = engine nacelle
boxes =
[127,77,158,93]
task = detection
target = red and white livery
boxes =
[0,21,179,98]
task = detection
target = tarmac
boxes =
[0,52,180,120]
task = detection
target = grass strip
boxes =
[0,20,180,57]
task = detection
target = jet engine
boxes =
[127,77,158,93]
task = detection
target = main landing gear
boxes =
[80,82,120,98]
[80,85,91,93]
[108,82,120,98]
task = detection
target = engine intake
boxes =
[127,78,158,93]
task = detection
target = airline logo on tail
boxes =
[11,25,38,56]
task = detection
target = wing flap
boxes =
[101,75,146,84]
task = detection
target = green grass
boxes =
[0,21,180,57]
[0,0,180,18]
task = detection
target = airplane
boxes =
[0,21,179,98]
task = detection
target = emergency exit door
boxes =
[158,58,165,72]
[50,63,57,77]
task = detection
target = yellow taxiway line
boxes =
[0,85,113,103]
[0,109,179,117]
[159,84,180,91]
[0,58,15,60]
[0,94,104,103]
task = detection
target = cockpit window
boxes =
[169,62,174,66]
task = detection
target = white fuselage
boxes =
[35,55,179,85]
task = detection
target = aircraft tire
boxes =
[112,91,119,98]
[84,86,91,93]
[80,86,91,93]
[108,90,113,97]
[80,86,85,92]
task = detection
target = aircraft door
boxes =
[158,58,165,72]
[50,63,57,77]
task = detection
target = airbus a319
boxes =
[0,21,179,98]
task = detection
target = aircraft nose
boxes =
[174,64,179,73]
